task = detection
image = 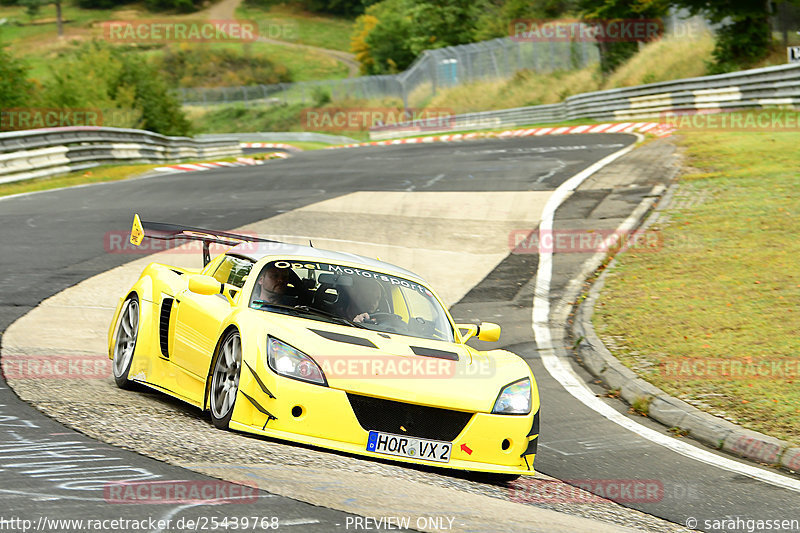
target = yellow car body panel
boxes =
[108,243,540,476]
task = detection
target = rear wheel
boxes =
[112,295,139,389]
[210,330,242,429]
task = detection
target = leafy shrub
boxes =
[157,46,292,88]
[0,44,33,108]
[33,41,190,135]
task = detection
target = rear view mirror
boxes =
[456,322,501,343]
[477,322,501,342]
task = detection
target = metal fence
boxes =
[178,37,600,108]
[369,62,800,139]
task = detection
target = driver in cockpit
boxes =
[256,265,294,305]
[346,277,383,324]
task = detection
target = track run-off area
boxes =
[0,134,798,533]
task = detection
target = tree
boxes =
[670,0,792,72]
[406,0,484,55]
[356,0,416,74]
[578,0,669,75]
[475,0,579,40]
[352,0,487,74]
[21,0,63,37]
[351,13,379,74]
[300,0,368,16]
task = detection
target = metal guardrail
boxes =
[369,62,800,139]
[5,62,800,181]
[0,126,242,185]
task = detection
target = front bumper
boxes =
[231,370,538,475]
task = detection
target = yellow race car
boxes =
[109,215,539,478]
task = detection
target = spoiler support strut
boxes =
[129,214,279,267]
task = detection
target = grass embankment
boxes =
[423,33,716,112]
[235,2,354,52]
[593,126,800,446]
[192,32,716,134]
[0,1,351,83]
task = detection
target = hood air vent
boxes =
[310,329,378,348]
[410,346,459,361]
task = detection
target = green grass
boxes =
[235,2,354,52]
[250,40,348,81]
[593,116,800,445]
[0,2,349,86]
[0,163,162,198]
[0,3,115,43]
[270,140,328,150]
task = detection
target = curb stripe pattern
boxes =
[328,122,674,150]
[154,155,286,174]
[241,143,303,152]
[152,122,674,175]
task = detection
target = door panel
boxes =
[172,292,232,382]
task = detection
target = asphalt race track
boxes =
[1,134,798,532]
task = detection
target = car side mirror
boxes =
[188,275,222,296]
[476,322,501,342]
[456,322,501,343]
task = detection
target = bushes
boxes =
[4,41,191,135]
[0,45,33,108]
[192,102,309,133]
[157,46,292,88]
[117,55,191,136]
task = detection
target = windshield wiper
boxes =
[252,302,367,329]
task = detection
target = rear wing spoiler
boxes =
[129,214,278,266]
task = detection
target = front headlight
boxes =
[267,337,327,386]
[492,378,531,414]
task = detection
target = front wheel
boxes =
[112,295,140,389]
[210,330,242,429]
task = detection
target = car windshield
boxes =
[249,260,455,342]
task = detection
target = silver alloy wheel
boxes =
[113,298,139,378]
[211,332,241,419]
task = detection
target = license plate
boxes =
[366,431,452,463]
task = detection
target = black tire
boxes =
[111,295,140,389]
[209,330,242,429]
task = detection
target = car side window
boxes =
[212,255,253,288]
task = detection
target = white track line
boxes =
[532,135,800,494]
